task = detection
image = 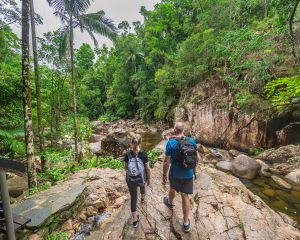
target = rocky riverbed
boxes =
[4,119,300,239]
[7,140,299,240]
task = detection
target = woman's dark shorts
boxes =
[169,175,193,194]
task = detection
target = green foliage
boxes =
[236,92,254,108]
[82,156,123,169]
[264,75,300,110]
[249,147,265,156]
[99,114,118,123]
[47,231,68,240]
[147,149,161,168]
[29,182,52,195]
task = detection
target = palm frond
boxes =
[70,0,91,15]
[57,25,70,59]
[80,24,98,47]
[54,10,69,23]
[48,0,91,17]
[77,11,118,41]
[47,0,66,14]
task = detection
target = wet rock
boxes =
[262,189,276,197]
[256,159,271,177]
[216,161,232,172]
[271,175,292,190]
[285,169,300,185]
[232,154,261,179]
[257,145,300,164]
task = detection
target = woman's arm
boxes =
[145,162,151,183]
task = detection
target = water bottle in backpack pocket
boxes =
[127,151,146,185]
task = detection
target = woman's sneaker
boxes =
[182,220,190,233]
[133,215,140,228]
[163,197,174,210]
[141,194,145,204]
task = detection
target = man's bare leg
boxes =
[169,188,176,204]
[181,193,190,224]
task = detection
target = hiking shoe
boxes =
[133,215,139,228]
[163,196,174,210]
[182,220,191,233]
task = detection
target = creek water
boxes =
[141,132,163,151]
[241,177,300,226]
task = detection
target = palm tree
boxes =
[47,0,117,161]
[22,0,37,189]
[29,0,45,171]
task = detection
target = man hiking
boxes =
[162,122,199,233]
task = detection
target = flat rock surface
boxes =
[87,143,300,240]
[12,178,85,229]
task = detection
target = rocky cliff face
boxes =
[175,81,300,151]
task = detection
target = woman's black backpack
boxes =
[172,137,197,170]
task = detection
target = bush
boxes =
[82,156,123,169]
[147,149,161,168]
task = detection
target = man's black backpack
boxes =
[172,137,197,170]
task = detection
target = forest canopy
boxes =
[0,0,299,159]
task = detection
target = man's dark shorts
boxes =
[169,175,193,194]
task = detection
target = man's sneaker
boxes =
[133,215,140,228]
[163,196,174,210]
[182,220,191,233]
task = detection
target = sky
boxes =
[11,0,160,49]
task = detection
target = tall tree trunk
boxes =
[22,0,37,189]
[289,0,300,63]
[264,0,269,19]
[69,21,80,161]
[29,0,45,171]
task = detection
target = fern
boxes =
[264,75,300,110]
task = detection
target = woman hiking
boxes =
[124,135,151,228]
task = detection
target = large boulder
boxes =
[216,161,232,172]
[7,174,27,199]
[271,175,292,190]
[101,132,131,157]
[285,169,300,185]
[257,145,300,164]
[232,154,261,179]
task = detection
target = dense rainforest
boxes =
[0,0,300,188]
